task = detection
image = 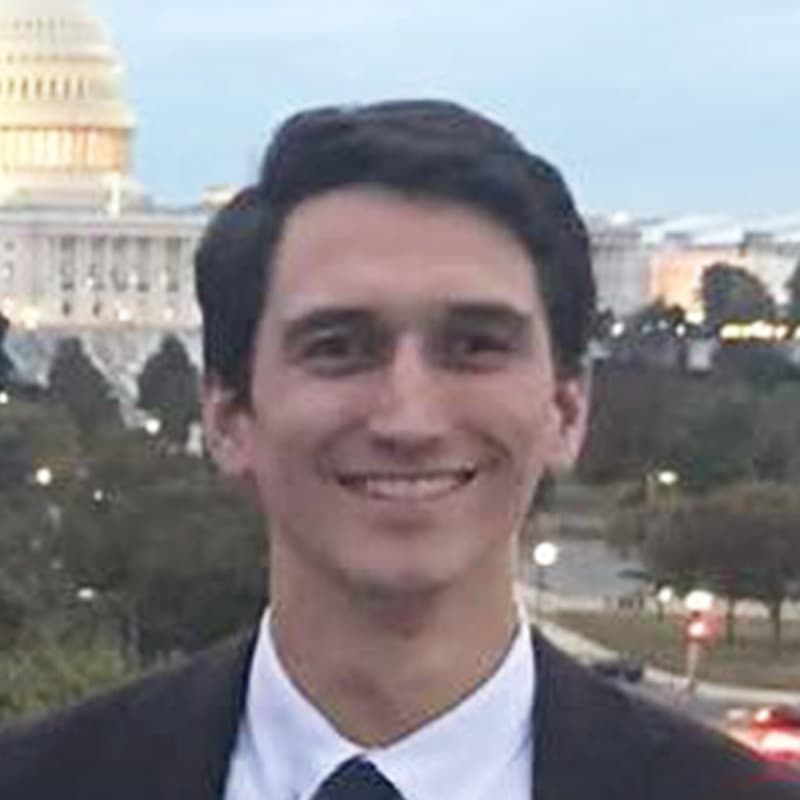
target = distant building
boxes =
[642,216,800,317]
[1,0,798,392]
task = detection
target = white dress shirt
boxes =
[224,611,535,800]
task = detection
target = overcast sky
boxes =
[95,0,798,217]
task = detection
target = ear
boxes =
[547,368,590,472]
[200,374,253,479]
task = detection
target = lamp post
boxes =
[656,585,674,621]
[684,589,714,693]
[532,541,559,622]
[34,466,53,487]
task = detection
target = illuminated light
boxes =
[76,587,97,602]
[675,324,687,337]
[687,617,711,641]
[685,589,714,612]
[722,321,788,342]
[686,310,705,326]
[611,321,626,337]
[117,307,132,323]
[0,298,16,316]
[656,470,679,487]
[21,305,40,330]
[533,541,559,567]
[34,466,53,487]
[759,730,800,758]
[0,391,9,406]
[754,708,774,725]
[144,417,161,436]
[657,586,675,605]
[92,489,105,503]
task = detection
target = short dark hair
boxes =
[195,99,596,403]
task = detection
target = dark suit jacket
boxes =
[1,629,798,799]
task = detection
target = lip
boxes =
[333,466,481,502]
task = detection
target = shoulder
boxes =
[0,632,256,800]
[533,631,800,799]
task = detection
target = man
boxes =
[1,100,798,800]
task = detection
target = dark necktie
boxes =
[311,757,404,800]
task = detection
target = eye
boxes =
[438,326,517,367]
[299,327,386,374]
[304,332,358,360]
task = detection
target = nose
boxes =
[366,335,448,452]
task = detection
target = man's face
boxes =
[206,188,587,599]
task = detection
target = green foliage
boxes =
[639,483,800,652]
[752,383,800,481]
[0,380,267,722]
[785,258,800,328]
[47,337,122,443]
[700,262,776,332]
[0,310,13,386]
[0,633,134,724]
[579,363,682,484]
[714,342,800,389]
[0,394,81,490]
[137,335,200,450]
[56,431,267,661]
[579,358,800,491]
[664,379,757,492]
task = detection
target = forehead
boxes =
[267,187,543,321]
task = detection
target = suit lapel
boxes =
[531,630,664,800]
[118,630,258,800]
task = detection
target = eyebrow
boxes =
[441,302,532,333]
[282,308,374,350]
[281,302,532,346]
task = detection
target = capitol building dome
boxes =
[0,0,146,208]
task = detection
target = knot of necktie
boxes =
[311,757,404,800]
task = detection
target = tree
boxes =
[0,311,15,388]
[47,338,122,443]
[784,257,800,330]
[700,263,776,332]
[137,336,200,450]
[578,362,686,484]
[56,431,266,663]
[664,378,757,492]
[0,395,81,491]
[641,483,800,652]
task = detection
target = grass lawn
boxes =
[554,609,800,691]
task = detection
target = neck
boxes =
[269,551,519,746]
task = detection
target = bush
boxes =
[0,633,137,725]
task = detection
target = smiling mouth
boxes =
[336,468,479,501]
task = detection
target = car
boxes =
[728,705,800,765]
[589,655,645,684]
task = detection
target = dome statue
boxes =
[0,0,147,209]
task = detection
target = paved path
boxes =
[518,585,800,707]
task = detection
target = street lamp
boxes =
[685,589,714,613]
[683,589,715,693]
[656,470,679,488]
[655,585,675,621]
[532,541,559,622]
[34,466,53,487]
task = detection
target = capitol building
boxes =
[1,0,799,397]
[0,0,213,399]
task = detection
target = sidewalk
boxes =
[518,586,800,706]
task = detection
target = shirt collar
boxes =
[245,608,535,800]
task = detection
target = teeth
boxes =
[340,471,475,500]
